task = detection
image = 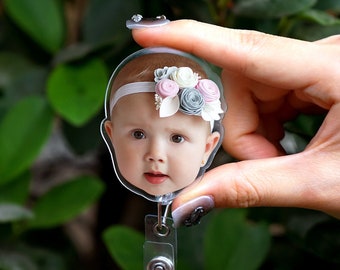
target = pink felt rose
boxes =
[196,79,220,102]
[155,78,180,98]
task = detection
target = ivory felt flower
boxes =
[170,67,199,88]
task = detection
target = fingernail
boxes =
[126,14,170,29]
[172,196,214,228]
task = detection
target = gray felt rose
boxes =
[154,66,178,82]
[179,88,205,115]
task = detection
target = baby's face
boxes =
[105,93,218,196]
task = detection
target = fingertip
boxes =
[131,19,198,47]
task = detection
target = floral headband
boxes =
[110,66,224,129]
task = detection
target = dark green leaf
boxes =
[82,0,141,46]
[0,96,54,185]
[0,170,31,204]
[305,219,340,264]
[0,53,47,118]
[314,0,340,11]
[62,113,103,154]
[298,9,340,25]
[291,23,340,41]
[204,209,271,270]
[0,203,33,223]
[234,0,317,18]
[47,58,107,126]
[3,0,64,53]
[103,225,144,270]
[285,114,324,138]
[15,244,68,270]
[29,176,104,228]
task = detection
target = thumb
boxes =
[171,152,340,226]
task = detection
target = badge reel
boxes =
[101,47,225,269]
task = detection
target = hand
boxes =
[131,20,340,225]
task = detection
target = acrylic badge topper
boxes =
[101,44,226,269]
[101,46,225,203]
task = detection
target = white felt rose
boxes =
[170,67,199,88]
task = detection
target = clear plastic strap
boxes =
[144,214,177,270]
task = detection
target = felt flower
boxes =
[153,66,224,124]
[202,100,224,121]
[154,66,177,82]
[196,79,220,102]
[179,88,205,115]
[155,78,180,98]
[170,67,199,88]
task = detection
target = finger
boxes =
[221,71,288,159]
[132,20,329,88]
[172,152,340,218]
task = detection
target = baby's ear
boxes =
[203,131,220,164]
[104,120,113,138]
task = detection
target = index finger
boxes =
[132,19,328,89]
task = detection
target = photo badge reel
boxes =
[101,47,226,269]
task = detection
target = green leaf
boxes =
[47,59,107,126]
[83,0,141,46]
[29,176,104,228]
[3,0,64,53]
[0,96,54,185]
[298,9,340,25]
[234,0,317,18]
[0,170,31,204]
[0,53,47,118]
[204,209,271,270]
[62,113,103,154]
[103,225,144,270]
[314,0,340,11]
[0,203,33,223]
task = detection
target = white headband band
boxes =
[110,82,155,114]
[109,66,224,132]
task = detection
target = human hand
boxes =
[131,19,340,226]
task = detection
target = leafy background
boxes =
[1,0,340,269]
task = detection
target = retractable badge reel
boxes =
[101,42,225,269]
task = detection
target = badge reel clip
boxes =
[144,202,176,270]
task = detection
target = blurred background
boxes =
[1,0,340,269]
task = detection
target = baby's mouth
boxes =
[144,172,168,184]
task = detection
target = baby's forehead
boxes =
[110,53,207,96]
[113,93,211,132]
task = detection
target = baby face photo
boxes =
[101,47,225,202]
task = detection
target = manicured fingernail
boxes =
[126,14,170,29]
[172,196,214,228]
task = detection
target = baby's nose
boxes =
[145,140,166,163]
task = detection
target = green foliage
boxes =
[234,0,317,18]
[103,209,271,270]
[1,0,340,269]
[204,209,270,270]
[29,176,105,228]
[103,226,144,270]
[0,96,54,185]
[47,59,107,126]
[3,0,64,53]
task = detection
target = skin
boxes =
[131,19,340,218]
[104,93,220,196]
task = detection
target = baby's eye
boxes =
[171,134,185,143]
[132,130,145,139]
